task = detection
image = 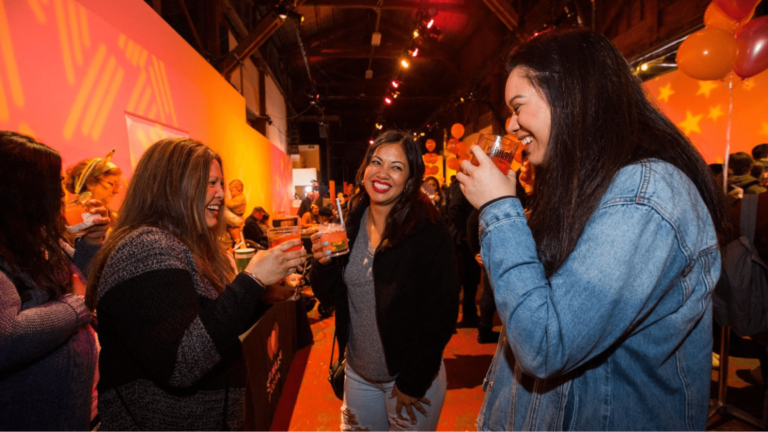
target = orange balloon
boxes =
[423,153,438,164]
[446,157,460,171]
[446,138,459,154]
[705,2,754,33]
[425,139,436,152]
[456,141,469,156]
[677,28,738,80]
[451,123,465,139]
[425,165,439,175]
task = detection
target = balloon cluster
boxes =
[678,0,768,80]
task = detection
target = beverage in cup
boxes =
[470,133,518,175]
[267,226,303,252]
[64,192,98,233]
[234,248,255,273]
[318,223,349,257]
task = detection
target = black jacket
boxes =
[242,215,267,249]
[310,196,460,398]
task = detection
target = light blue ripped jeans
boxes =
[341,360,446,431]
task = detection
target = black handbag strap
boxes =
[329,328,345,369]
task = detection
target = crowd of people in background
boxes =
[3,26,768,432]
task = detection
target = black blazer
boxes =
[310,195,460,398]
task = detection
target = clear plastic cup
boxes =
[234,248,255,273]
[471,133,518,174]
[319,223,349,257]
[267,226,302,252]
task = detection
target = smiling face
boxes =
[505,67,552,167]
[205,160,225,228]
[363,143,410,210]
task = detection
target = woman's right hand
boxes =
[245,239,306,286]
[311,232,333,266]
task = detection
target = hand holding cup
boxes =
[246,239,306,286]
[81,199,110,245]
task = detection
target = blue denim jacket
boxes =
[476,160,719,431]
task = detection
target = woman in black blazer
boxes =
[310,130,460,431]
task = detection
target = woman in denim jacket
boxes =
[457,28,728,431]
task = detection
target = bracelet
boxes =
[241,270,266,288]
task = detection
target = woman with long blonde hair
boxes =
[86,138,305,430]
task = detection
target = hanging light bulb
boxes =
[376,123,383,130]
[391,80,400,88]
[409,47,419,57]
[400,59,410,68]
[427,19,434,29]
[384,96,393,105]
[392,91,400,99]
[369,139,375,145]
[413,29,420,38]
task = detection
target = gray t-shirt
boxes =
[343,209,397,382]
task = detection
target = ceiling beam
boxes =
[173,0,204,51]
[305,47,439,59]
[600,0,631,34]
[481,0,518,31]
[220,13,283,77]
[299,0,474,15]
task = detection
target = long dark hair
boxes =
[347,130,439,251]
[0,131,71,298]
[507,28,728,277]
[86,138,233,309]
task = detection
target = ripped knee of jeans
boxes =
[341,407,371,431]
[387,413,419,431]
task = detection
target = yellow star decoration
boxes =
[743,78,755,90]
[760,122,768,137]
[708,105,724,122]
[696,81,719,98]
[657,83,674,102]
[677,111,703,136]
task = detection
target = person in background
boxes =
[0,131,109,430]
[85,138,306,430]
[298,180,320,218]
[310,130,459,431]
[227,180,246,217]
[460,28,727,430]
[344,182,355,198]
[751,144,768,187]
[301,204,321,226]
[243,206,269,249]
[64,153,123,226]
[422,176,441,207]
[466,208,498,344]
[318,206,334,224]
[730,152,767,195]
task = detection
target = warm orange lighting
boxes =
[410,48,419,57]
[369,139,375,145]
[391,80,400,88]
[413,30,419,38]
[384,96,392,105]
[400,59,409,68]
[427,19,434,29]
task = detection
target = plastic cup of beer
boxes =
[64,192,98,233]
[267,226,303,252]
[471,133,518,175]
[234,248,255,273]
[318,223,349,257]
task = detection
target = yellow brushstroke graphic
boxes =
[18,122,36,139]
[62,44,106,140]
[147,62,166,123]
[151,55,169,115]
[147,103,158,120]
[78,4,89,48]
[91,66,124,140]
[137,86,152,116]
[148,125,161,143]
[53,0,74,85]
[118,33,126,49]
[81,55,116,136]
[0,0,25,107]
[125,39,135,61]
[158,60,177,126]
[67,0,82,66]
[138,49,147,68]
[0,74,9,121]
[130,43,141,66]
[27,0,47,24]
[126,69,146,112]
[136,128,149,149]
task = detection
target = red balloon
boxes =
[713,0,760,21]
[705,2,754,33]
[677,28,738,81]
[734,16,768,79]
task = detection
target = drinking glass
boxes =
[318,223,349,257]
[64,192,97,233]
[471,133,518,174]
[234,248,255,273]
[267,226,302,252]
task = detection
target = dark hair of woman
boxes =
[86,138,233,309]
[506,27,728,277]
[0,131,72,298]
[347,130,440,251]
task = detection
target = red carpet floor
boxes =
[270,292,765,431]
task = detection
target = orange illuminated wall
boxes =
[643,69,768,164]
[0,0,293,216]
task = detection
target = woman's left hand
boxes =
[390,384,431,423]
[82,199,110,245]
[456,145,517,209]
